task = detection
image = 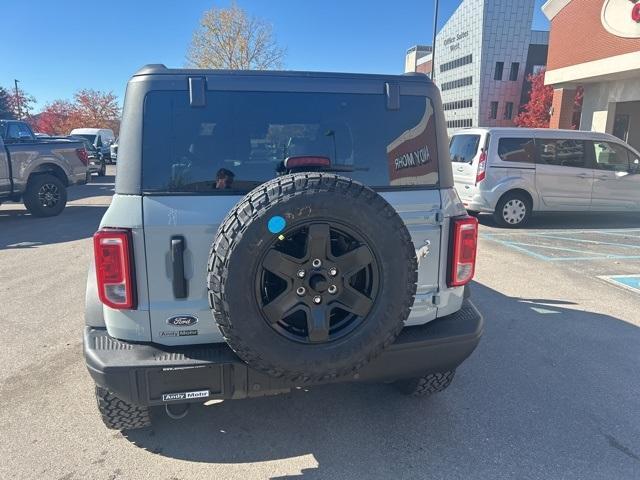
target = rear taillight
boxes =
[448,216,478,287]
[476,150,487,185]
[93,229,136,309]
[76,147,89,166]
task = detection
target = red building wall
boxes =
[547,0,640,71]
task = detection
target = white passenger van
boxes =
[69,128,116,163]
[450,128,640,227]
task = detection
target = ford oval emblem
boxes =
[167,315,198,327]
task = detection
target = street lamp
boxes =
[14,79,21,119]
[431,0,440,82]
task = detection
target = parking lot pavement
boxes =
[1,178,639,480]
[478,212,640,294]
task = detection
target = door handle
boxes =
[596,175,609,180]
[576,173,591,178]
[171,236,188,299]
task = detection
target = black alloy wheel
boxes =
[256,222,379,344]
[37,182,61,209]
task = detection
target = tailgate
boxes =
[142,191,443,345]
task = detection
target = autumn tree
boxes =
[30,90,120,136]
[514,69,554,128]
[31,100,80,135]
[187,2,285,70]
[73,89,120,132]
[6,87,36,120]
[0,87,13,119]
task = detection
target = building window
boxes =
[532,64,545,75]
[489,102,498,120]
[494,62,504,81]
[446,118,473,129]
[504,102,514,120]
[443,99,473,111]
[440,54,473,73]
[509,62,520,81]
[441,76,473,91]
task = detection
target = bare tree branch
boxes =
[187,2,285,70]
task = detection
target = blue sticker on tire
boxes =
[268,216,286,234]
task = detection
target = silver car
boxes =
[451,127,640,227]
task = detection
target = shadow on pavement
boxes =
[122,282,640,479]
[478,211,640,230]
[67,174,116,202]
[0,205,107,249]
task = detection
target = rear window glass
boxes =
[497,138,536,163]
[449,134,480,163]
[141,90,439,193]
[77,134,97,144]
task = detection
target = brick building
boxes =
[543,0,640,150]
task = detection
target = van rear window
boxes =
[141,90,439,193]
[449,134,480,163]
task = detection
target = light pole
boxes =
[431,0,440,82]
[14,79,21,119]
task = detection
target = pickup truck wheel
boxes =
[23,174,67,217]
[394,370,456,397]
[95,386,151,430]
[208,173,418,383]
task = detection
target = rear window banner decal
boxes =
[386,99,438,186]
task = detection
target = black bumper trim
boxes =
[84,300,483,406]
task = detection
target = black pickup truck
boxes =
[0,120,88,216]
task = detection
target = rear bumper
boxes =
[70,171,89,185]
[84,300,483,406]
[454,186,496,213]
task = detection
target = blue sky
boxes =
[0,0,549,110]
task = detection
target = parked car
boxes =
[0,119,89,217]
[69,135,106,176]
[109,137,118,163]
[69,128,115,163]
[450,127,640,227]
[84,65,483,430]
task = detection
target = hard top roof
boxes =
[132,64,432,84]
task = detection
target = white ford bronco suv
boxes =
[84,65,483,430]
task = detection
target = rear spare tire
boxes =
[207,173,418,382]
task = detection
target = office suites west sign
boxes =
[601,0,640,38]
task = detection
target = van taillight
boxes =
[476,150,487,185]
[448,216,478,287]
[76,147,89,166]
[93,229,136,309]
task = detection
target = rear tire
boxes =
[394,370,456,397]
[208,173,418,383]
[23,174,67,217]
[494,192,531,228]
[95,386,151,430]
